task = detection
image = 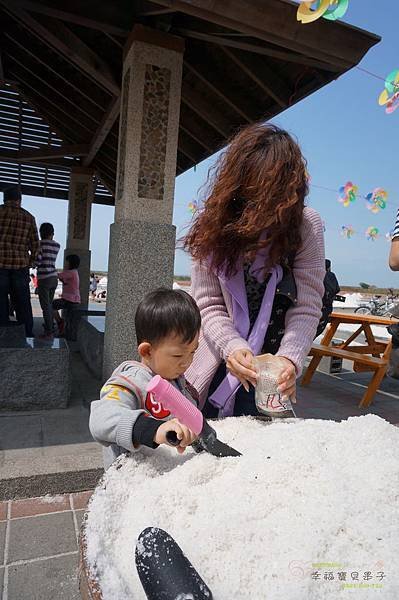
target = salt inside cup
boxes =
[254,354,295,417]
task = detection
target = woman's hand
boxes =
[226,349,258,391]
[154,419,197,454]
[276,356,297,402]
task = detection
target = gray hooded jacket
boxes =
[89,361,197,469]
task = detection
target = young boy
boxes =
[52,254,81,336]
[89,288,201,469]
[36,222,60,340]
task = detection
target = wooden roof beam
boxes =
[139,6,176,16]
[0,152,80,169]
[179,104,220,151]
[178,130,205,164]
[0,1,120,96]
[177,145,197,165]
[181,83,231,139]
[11,1,129,36]
[184,60,252,122]
[153,0,379,68]
[83,97,120,167]
[96,144,118,167]
[7,54,102,127]
[176,28,337,72]
[220,47,290,108]
[8,81,80,143]
[180,123,212,153]
[176,150,194,173]
[0,183,68,199]
[0,145,88,161]
[93,154,117,180]
[4,31,108,113]
[9,66,94,137]
[94,169,115,196]
[104,33,124,50]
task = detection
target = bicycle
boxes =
[355,293,399,317]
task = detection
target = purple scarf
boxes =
[208,247,283,417]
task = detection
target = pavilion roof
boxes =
[0,0,380,205]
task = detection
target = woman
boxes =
[185,123,325,418]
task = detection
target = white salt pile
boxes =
[85,415,399,599]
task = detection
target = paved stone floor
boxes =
[297,369,399,423]
[0,490,92,600]
[0,346,103,501]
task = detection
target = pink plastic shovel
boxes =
[147,375,241,457]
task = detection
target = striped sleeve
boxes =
[392,209,399,240]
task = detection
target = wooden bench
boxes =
[301,312,395,408]
[302,343,389,409]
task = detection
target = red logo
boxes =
[145,392,170,419]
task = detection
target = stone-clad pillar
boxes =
[103,25,184,379]
[64,167,94,309]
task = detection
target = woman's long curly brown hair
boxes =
[184,122,308,277]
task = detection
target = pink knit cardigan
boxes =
[186,206,326,406]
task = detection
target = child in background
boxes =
[89,273,98,299]
[89,288,200,469]
[53,254,80,336]
[36,222,60,340]
[30,273,38,295]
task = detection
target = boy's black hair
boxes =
[66,254,80,269]
[40,222,54,239]
[325,259,331,270]
[135,288,201,345]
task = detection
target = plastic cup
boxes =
[254,354,295,417]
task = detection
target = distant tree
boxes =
[359,282,370,289]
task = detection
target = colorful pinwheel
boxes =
[341,225,355,239]
[297,0,349,24]
[338,182,358,207]
[365,188,388,214]
[366,226,379,241]
[378,69,399,114]
[187,200,198,215]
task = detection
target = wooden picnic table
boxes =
[301,311,397,408]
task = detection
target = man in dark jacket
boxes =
[316,259,340,337]
[0,186,40,336]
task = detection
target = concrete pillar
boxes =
[103,25,184,379]
[64,167,94,309]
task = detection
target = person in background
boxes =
[30,273,39,295]
[0,186,39,336]
[36,222,60,340]
[389,210,399,271]
[89,273,98,299]
[52,254,80,336]
[316,259,340,336]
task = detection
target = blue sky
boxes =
[21,0,399,286]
